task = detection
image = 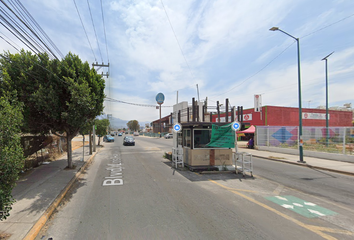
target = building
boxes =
[151,115,172,133]
[211,105,352,127]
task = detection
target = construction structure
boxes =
[171,98,239,171]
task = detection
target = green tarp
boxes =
[206,123,235,148]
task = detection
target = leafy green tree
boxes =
[0,96,24,221]
[127,120,140,132]
[95,118,110,145]
[0,51,105,168]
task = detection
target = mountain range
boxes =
[98,115,151,130]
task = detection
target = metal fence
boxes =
[256,126,354,155]
[142,132,169,138]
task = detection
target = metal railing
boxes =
[256,126,354,155]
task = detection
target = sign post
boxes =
[231,121,241,153]
[156,93,165,137]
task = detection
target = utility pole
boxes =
[93,125,96,152]
[92,62,110,77]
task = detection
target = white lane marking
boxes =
[282,204,294,209]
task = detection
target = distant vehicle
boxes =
[123,136,135,146]
[103,135,114,142]
[111,132,115,136]
[118,132,123,136]
[164,133,173,139]
[133,132,139,136]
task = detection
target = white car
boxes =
[164,133,173,139]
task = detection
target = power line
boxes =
[0,34,18,51]
[0,5,43,54]
[105,97,173,108]
[87,0,103,62]
[301,12,354,39]
[0,29,20,50]
[11,0,64,58]
[73,0,96,61]
[100,0,109,63]
[0,0,59,59]
[211,41,296,98]
[160,0,196,82]
[0,1,62,60]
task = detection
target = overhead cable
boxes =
[105,97,173,108]
[100,0,109,63]
[87,0,103,62]
[73,0,96,61]
[0,0,59,59]
[11,0,64,58]
[160,0,196,82]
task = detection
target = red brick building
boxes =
[212,105,352,127]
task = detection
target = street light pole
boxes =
[270,27,305,163]
[322,52,334,147]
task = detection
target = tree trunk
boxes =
[66,135,73,168]
[98,136,101,146]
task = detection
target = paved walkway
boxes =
[237,147,354,176]
[0,143,353,240]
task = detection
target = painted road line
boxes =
[208,179,353,240]
[266,195,337,218]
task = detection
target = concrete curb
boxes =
[253,155,354,177]
[23,148,101,240]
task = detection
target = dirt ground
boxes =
[71,140,89,151]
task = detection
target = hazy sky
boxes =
[1,0,353,123]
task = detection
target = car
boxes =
[118,132,123,136]
[103,135,114,142]
[164,133,173,139]
[111,133,115,136]
[123,136,135,146]
[133,132,139,136]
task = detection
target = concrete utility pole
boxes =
[89,130,92,155]
[93,125,96,152]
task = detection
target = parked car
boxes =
[103,135,114,142]
[133,132,139,136]
[164,133,173,139]
[123,136,135,146]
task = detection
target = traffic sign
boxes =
[156,93,165,104]
[173,123,182,132]
[231,121,241,131]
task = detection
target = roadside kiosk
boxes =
[172,98,236,171]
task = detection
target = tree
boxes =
[127,120,140,132]
[0,95,24,221]
[0,51,105,168]
[95,118,110,145]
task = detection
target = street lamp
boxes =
[322,52,334,147]
[270,27,305,163]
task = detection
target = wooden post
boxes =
[217,101,220,123]
[226,98,229,123]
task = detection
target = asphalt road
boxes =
[37,136,354,240]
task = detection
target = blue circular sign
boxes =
[156,93,165,104]
[231,121,240,131]
[173,123,182,132]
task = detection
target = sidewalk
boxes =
[0,144,100,240]
[1,143,354,240]
[237,146,354,176]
